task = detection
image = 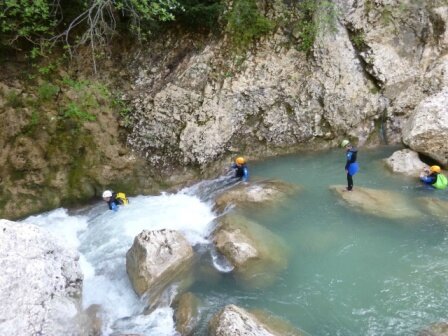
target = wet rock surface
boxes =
[209,304,303,336]
[213,179,299,213]
[418,197,448,220]
[212,214,287,288]
[126,229,194,299]
[329,185,422,219]
[173,292,201,336]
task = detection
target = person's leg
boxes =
[347,173,353,191]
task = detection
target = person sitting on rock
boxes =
[231,157,249,182]
[420,165,447,190]
[102,190,129,211]
[341,139,359,192]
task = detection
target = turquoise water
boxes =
[191,147,448,335]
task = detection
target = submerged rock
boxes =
[418,197,448,220]
[212,214,287,288]
[126,229,194,300]
[0,219,83,336]
[213,179,299,213]
[209,304,303,336]
[329,185,422,219]
[174,292,201,336]
[418,322,448,336]
[384,149,428,177]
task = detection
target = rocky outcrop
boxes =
[384,149,428,176]
[174,292,201,336]
[0,219,83,336]
[329,185,422,219]
[0,79,161,220]
[213,179,299,213]
[209,304,303,336]
[402,89,448,166]
[212,214,287,288]
[126,1,448,167]
[126,229,194,299]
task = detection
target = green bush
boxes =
[0,0,57,47]
[38,82,59,101]
[226,0,274,50]
[63,102,96,122]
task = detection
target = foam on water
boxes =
[23,192,216,335]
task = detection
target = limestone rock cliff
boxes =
[127,0,448,167]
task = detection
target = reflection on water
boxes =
[25,147,448,335]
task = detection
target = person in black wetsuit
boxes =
[341,140,359,191]
[102,190,128,211]
[231,157,249,182]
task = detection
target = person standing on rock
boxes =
[341,140,359,192]
[102,190,129,211]
[231,157,249,182]
[419,165,448,190]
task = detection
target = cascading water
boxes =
[24,190,219,335]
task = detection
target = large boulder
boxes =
[174,292,201,336]
[384,149,428,177]
[402,89,448,166]
[209,304,303,336]
[213,179,299,213]
[0,219,83,336]
[329,185,422,219]
[418,197,448,220]
[126,229,194,299]
[212,214,287,288]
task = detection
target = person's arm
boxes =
[345,151,351,170]
[420,174,436,184]
[110,201,118,212]
[242,167,249,182]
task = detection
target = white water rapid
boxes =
[23,190,218,335]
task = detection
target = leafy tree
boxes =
[0,0,58,48]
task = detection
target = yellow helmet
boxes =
[430,165,441,173]
[235,157,246,165]
[341,139,350,148]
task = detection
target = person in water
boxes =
[231,156,249,182]
[420,165,448,190]
[341,139,359,191]
[102,190,129,211]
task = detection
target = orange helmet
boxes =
[235,157,246,165]
[430,165,441,173]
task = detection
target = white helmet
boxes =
[102,190,112,198]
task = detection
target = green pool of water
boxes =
[192,147,448,335]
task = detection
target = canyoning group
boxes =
[101,140,447,212]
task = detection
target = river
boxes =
[23,147,448,335]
